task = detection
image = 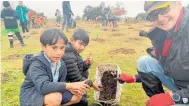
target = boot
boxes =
[21,42,26,47]
[138,72,164,97]
[15,32,26,47]
[20,39,26,47]
[9,39,14,48]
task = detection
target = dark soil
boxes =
[30,31,40,35]
[109,48,136,54]
[2,54,25,60]
[99,71,117,101]
[91,38,105,43]
[112,33,125,36]
[1,72,9,83]
[128,27,134,29]
[128,37,142,41]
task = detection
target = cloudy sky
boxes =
[2,1,189,19]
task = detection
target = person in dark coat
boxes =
[62,1,74,32]
[20,28,90,106]
[62,29,103,106]
[117,1,189,106]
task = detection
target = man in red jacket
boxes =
[118,1,189,106]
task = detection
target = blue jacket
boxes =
[16,5,29,23]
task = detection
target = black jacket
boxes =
[1,8,19,29]
[62,43,90,82]
[20,51,67,106]
[62,1,73,15]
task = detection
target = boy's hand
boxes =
[66,81,90,94]
[84,54,92,65]
[70,89,83,97]
[84,79,93,87]
[92,81,103,91]
[71,95,82,104]
[65,94,82,105]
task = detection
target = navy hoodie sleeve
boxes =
[29,61,66,95]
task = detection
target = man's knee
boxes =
[137,55,160,73]
[44,92,62,106]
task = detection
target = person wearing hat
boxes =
[117,1,189,106]
[1,1,25,48]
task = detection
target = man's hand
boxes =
[116,73,136,83]
[146,93,175,106]
[84,54,92,65]
[92,81,103,91]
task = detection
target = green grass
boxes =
[1,20,153,106]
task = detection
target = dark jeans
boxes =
[20,22,29,33]
[62,13,71,31]
[69,96,88,106]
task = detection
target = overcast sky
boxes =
[2,1,189,18]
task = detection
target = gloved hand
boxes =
[146,93,175,106]
[116,73,136,83]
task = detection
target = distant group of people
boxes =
[28,9,47,29]
[94,7,117,31]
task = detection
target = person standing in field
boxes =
[16,1,30,37]
[62,1,74,32]
[1,1,25,48]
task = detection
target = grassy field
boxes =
[1,20,153,106]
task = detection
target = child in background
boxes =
[1,1,25,48]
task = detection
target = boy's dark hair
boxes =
[72,28,89,45]
[3,1,10,7]
[40,28,68,46]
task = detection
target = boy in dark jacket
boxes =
[117,1,189,106]
[20,28,90,106]
[1,1,25,48]
[62,29,103,106]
